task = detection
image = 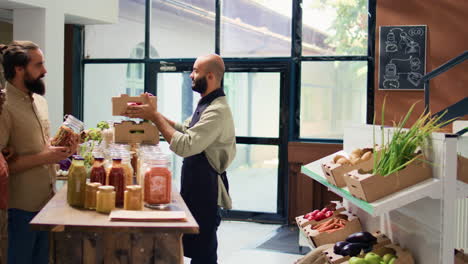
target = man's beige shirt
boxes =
[0,82,53,212]
[170,96,236,209]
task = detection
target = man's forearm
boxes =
[7,152,48,174]
[162,116,176,128]
[151,112,176,143]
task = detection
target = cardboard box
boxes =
[344,158,432,203]
[458,155,468,184]
[303,215,362,248]
[322,156,374,188]
[323,232,391,264]
[112,94,157,116]
[114,121,159,144]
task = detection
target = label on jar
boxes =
[149,176,166,203]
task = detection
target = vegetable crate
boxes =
[303,216,362,248]
[322,158,374,188]
[344,159,432,203]
[112,94,157,116]
[323,232,391,264]
[114,121,159,144]
[326,243,414,264]
[457,155,468,184]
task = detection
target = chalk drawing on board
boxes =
[379,25,427,90]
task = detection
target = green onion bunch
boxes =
[373,99,453,176]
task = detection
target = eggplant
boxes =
[333,241,350,255]
[340,243,363,257]
[345,232,377,244]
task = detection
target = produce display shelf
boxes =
[457,180,468,199]
[301,151,441,217]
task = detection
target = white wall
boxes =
[1,0,118,133]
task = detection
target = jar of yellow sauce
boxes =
[84,182,102,210]
[124,185,142,210]
[96,185,116,214]
[67,156,87,208]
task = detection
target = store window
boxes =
[150,0,215,58]
[83,63,145,128]
[300,61,367,139]
[84,0,145,58]
[221,0,292,57]
[302,0,368,56]
[224,72,280,138]
[300,0,370,140]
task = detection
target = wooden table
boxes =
[30,185,199,264]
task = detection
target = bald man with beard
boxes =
[124,54,236,264]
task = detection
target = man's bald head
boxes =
[198,54,225,86]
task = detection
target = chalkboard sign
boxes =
[379,25,427,90]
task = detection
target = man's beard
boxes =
[24,71,45,96]
[192,75,208,94]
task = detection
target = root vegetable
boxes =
[351,149,364,157]
[361,151,372,161]
[337,158,351,165]
[333,155,345,163]
[350,158,360,165]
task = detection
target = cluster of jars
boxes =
[66,144,172,214]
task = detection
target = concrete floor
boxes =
[184,221,304,264]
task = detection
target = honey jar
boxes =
[96,185,116,214]
[124,185,143,210]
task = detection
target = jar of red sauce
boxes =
[90,157,106,185]
[144,155,171,209]
[108,158,125,207]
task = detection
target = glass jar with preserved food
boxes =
[96,185,115,214]
[121,151,134,186]
[84,182,102,209]
[144,154,172,209]
[124,185,142,210]
[67,156,87,208]
[108,158,125,207]
[90,157,106,185]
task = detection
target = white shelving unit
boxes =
[300,124,463,264]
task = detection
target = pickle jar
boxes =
[84,182,102,209]
[108,158,125,207]
[67,156,87,208]
[124,185,143,210]
[96,185,116,214]
[144,154,172,209]
[90,157,106,185]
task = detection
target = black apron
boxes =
[181,90,228,261]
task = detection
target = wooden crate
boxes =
[344,159,432,202]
